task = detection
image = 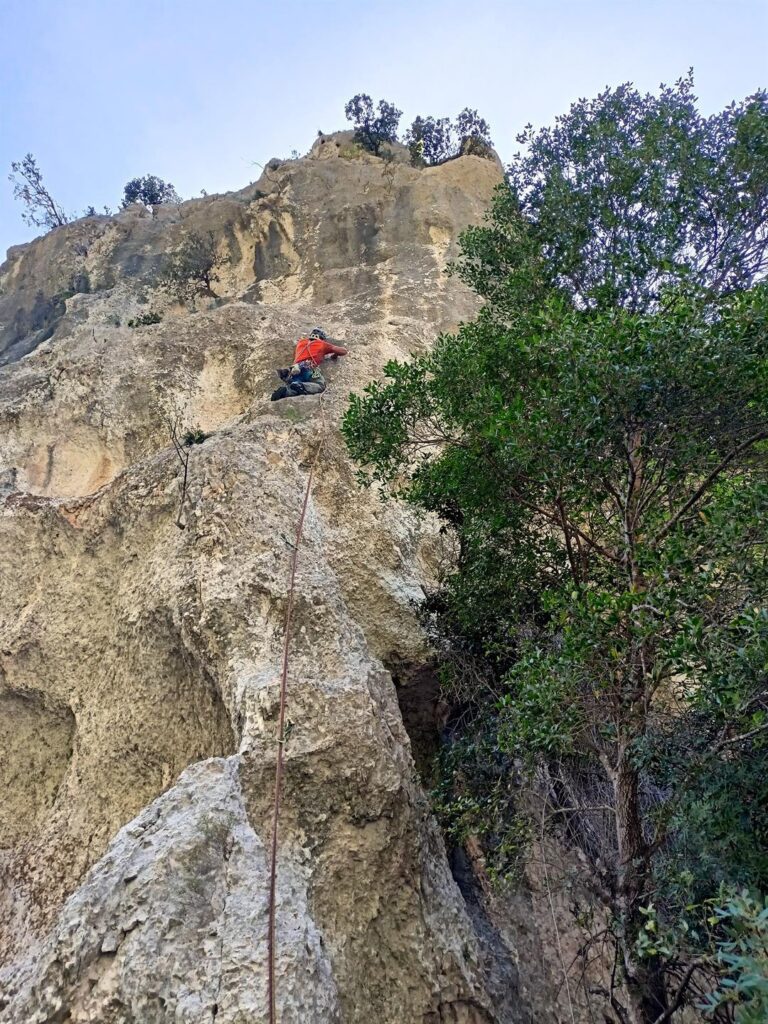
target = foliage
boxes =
[500,71,768,309]
[9,154,69,229]
[182,426,208,446]
[405,116,454,166]
[344,94,402,155]
[701,893,768,1023]
[404,109,495,166]
[122,174,180,208]
[455,107,494,156]
[344,75,768,1023]
[127,310,163,327]
[431,718,530,884]
[340,95,494,165]
[159,231,226,301]
[380,148,397,195]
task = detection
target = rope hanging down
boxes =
[266,397,327,1024]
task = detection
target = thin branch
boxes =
[557,494,582,590]
[652,430,768,546]
[609,945,632,1024]
[167,416,191,529]
[715,718,768,751]
[650,960,702,1024]
[508,485,622,564]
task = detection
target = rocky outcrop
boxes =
[0,137,595,1024]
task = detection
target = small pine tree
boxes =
[344,94,402,155]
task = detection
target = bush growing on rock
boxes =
[404,109,495,166]
[122,175,181,208]
[455,107,493,155]
[159,231,226,302]
[341,95,494,165]
[344,94,402,155]
[182,426,208,446]
[127,311,163,328]
[404,116,454,166]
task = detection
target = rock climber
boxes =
[271,328,348,401]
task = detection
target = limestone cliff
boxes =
[0,137,592,1024]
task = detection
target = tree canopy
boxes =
[344,94,402,155]
[344,75,768,1024]
[343,95,496,165]
[122,174,180,208]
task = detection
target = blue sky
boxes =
[1,0,766,259]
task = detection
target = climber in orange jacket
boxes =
[271,328,348,401]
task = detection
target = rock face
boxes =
[0,138,590,1024]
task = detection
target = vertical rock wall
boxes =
[0,138,592,1023]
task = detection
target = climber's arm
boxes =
[321,341,348,358]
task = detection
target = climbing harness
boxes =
[266,394,328,1024]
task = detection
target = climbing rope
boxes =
[266,394,328,1024]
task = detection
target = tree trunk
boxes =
[612,747,670,1024]
[610,427,672,1021]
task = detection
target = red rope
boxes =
[266,397,327,1024]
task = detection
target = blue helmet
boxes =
[309,327,327,340]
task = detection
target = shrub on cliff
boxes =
[345,74,768,1024]
[344,94,402,156]
[127,310,162,327]
[404,116,454,166]
[122,175,180,208]
[404,109,495,166]
[455,107,493,156]
[159,231,226,302]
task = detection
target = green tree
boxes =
[159,231,226,301]
[344,94,402,155]
[454,107,494,155]
[122,174,180,208]
[405,115,454,166]
[344,75,768,1024]
[9,154,69,229]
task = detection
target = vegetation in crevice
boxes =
[127,311,163,328]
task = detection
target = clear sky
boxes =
[1,0,766,260]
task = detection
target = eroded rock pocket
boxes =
[0,689,75,846]
[387,657,445,784]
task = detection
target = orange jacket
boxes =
[293,337,348,367]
